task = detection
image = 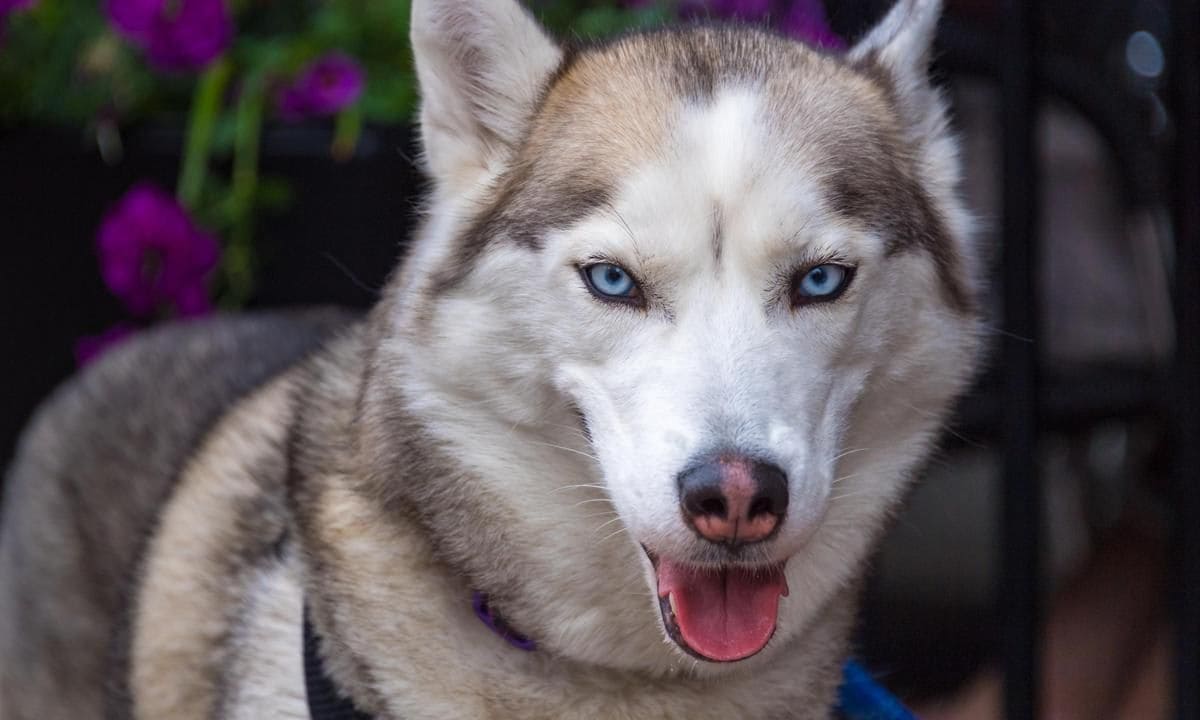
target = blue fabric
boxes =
[835,660,917,720]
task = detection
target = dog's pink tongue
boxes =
[657,559,788,662]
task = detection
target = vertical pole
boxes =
[1000,0,1041,718]
[1170,1,1200,718]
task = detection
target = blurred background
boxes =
[0,1,1195,719]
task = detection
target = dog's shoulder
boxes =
[0,307,356,719]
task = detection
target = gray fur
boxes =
[0,310,351,718]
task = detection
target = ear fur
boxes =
[850,0,979,289]
[848,0,941,73]
[410,0,562,194]
[848,0,944,136]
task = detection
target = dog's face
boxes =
[373,0,980,674]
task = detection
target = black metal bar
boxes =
[1170,0,1200,718]
[1000,0,1041,717]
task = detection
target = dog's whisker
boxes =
[524,440,600,462]
[549,483,608,494]
[591,515,625,535]
[895,399,985,448]
[831,447,872,462]
[597,527,631,545]
[570,498,615,509]
[537,420,593,437]
[830,490,873,502]
[579,510,619,520]
[830,471,866,486]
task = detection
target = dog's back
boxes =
[0,309,349,718]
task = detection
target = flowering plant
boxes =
[0,0,841,363]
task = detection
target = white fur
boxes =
[222,559,307,720]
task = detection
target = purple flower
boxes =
[0,0,37,13]
[276,53,366,120]
[675,0,844,49]
[679,0,772,21]
[74,324,137,367]
[780,0,844,49]
[0,0,36,44]
[106,0,232,71]
[96,183,220,318]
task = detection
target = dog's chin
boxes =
[642,546,789,664]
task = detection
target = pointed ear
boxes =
[411,0,562,193]
[847,0,943,131]
[851,0,978,294]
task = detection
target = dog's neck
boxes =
[290,330,859,718]
[294,475,855,719]
[303,595,913,720]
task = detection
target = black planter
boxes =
[0,123,425,467]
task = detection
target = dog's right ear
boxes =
[411,0,562,194]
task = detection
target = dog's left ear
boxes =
[847,0,943,133]
[849,0,979,282]
[411,0,562,195]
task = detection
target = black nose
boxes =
[676,454,788,546]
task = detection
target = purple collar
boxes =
[472,592,537,651]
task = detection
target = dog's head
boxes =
[366,0,981,673]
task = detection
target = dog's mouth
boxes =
[645,548,789,663]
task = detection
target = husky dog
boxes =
[0,0,981,717]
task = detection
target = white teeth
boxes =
[668,593,678,617]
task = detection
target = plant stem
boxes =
[224,71,266,308]
[177,57,233,210]
[331,102,363,162]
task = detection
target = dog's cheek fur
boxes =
[773,256,982,641]
[367,274,684,672]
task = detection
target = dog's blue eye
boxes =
[583,263,640,302]
[793,264,853,305]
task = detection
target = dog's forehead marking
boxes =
[679,89,762,264]
[683,89,762,191]
[553,30,971,311]
[430,25,972,312]
[605,84,851,278]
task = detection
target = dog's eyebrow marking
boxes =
[426,166,616,298]
[827,158,973,313]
